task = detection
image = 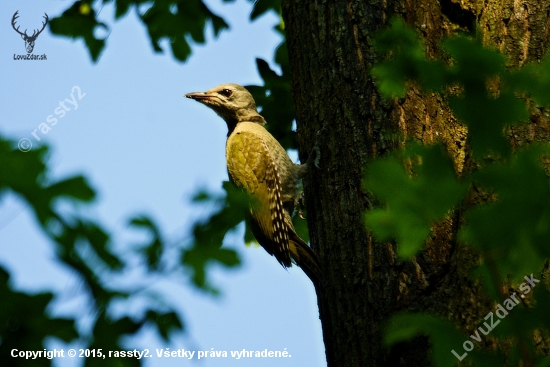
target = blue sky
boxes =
[0,1,325,366]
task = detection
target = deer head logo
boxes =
[11,11,48,54]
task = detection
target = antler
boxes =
[29,13,48,39]
[11,11,26,37]
[11,11,48,39]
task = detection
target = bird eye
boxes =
[219,89,232,97]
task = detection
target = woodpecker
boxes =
[185,83,322,286]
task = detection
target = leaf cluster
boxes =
[48,0,283,63]
[3,1,297,364]
[49,0,230,62]
[367,18,550,365]
[0,136,244,365]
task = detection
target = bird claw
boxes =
[295,193,306,220]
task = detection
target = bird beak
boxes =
[185,92,210,101]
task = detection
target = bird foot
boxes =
[294,192,307,220]
[298,194,306,219]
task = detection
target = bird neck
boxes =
[225,112,266,136]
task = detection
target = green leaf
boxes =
[385,313,465,367]
[145,310,184,341]
[182,182,245,292]
[129,215,164,271]
[443,36,506,89]
[51,0,231,63]
[507,53,550,107]
[139,1,229,62]
[459,147,550,280]
[246,54,296,150]
[79,221,123,270]
[249,0,280,20]
[49,1,108,62]
[0,266,78,359]
[90,313,142,349]
[373,20,530,158]
[491,284,550,339]
[244,222,257,246]
[45,176,95,202]
[114,0,132,19]
[371,62,409,98]
[449,91,528,157]
[385,313,503,367]
[365,144,468,258]
[181,244,240,294]
[0,141,48,193]
[213,248,240,267]
[372,18,446,98]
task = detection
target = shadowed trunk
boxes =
[281,0,550,366]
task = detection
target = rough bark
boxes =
[281,0,550,366]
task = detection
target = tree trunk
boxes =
[281,0,550,366]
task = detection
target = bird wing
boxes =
[226,131,291,267]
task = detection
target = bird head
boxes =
[185,84,266,130]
